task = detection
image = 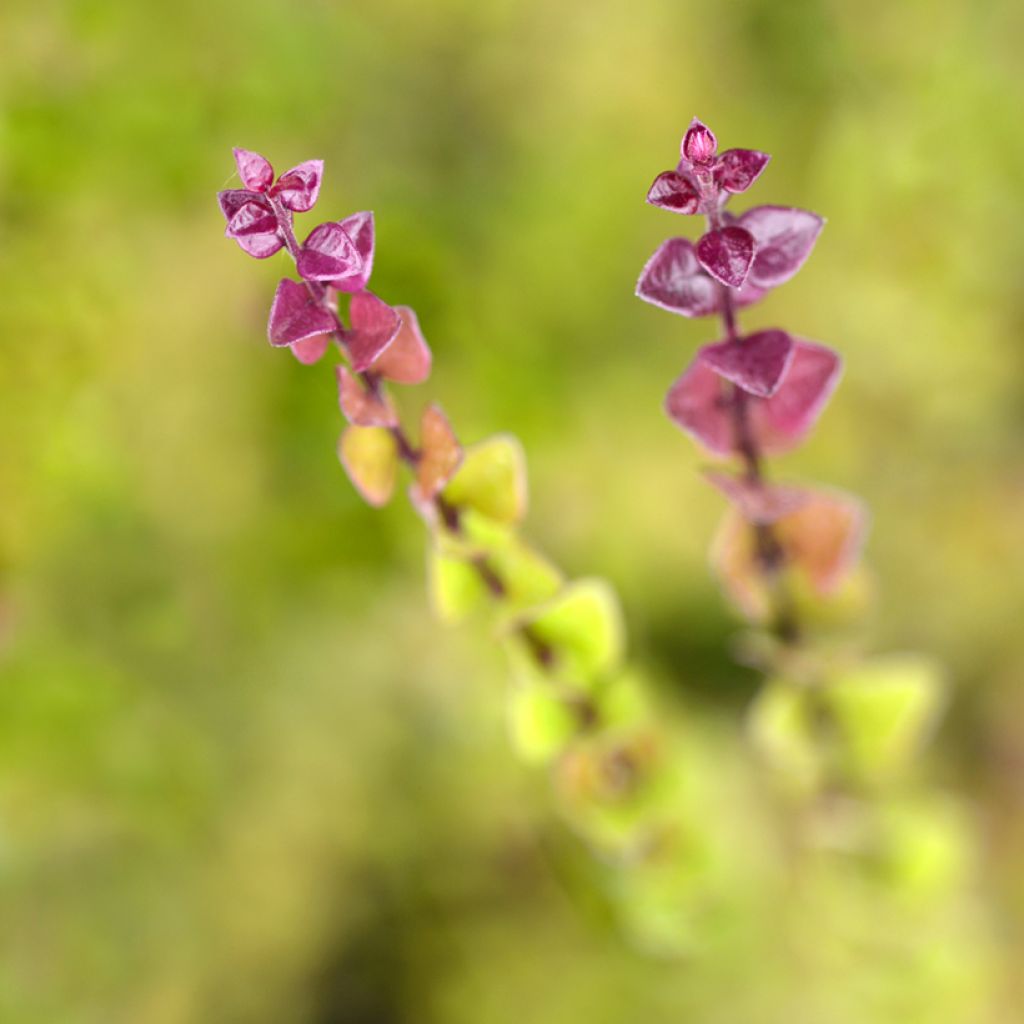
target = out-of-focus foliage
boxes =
[0,0,1023,1021]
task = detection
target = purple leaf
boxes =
[696,226,755,288]
[713,149,770,194]
[344,291,401,372]
[370,306,432,384]
[646,171,700,214]
[331,211,375,292]
[267,278,336,348]
[703,470,809,524]
[636,238,719,318]
[699,329,795,398]
[290,334,331,365]
[664,357,734,455]
[738,205,824,289]
[233,148,274,193]
[296,221,361,282]
[749,340,842,454]
[270,159,323,213]
[217,190,283,258]
[681,118,716,165]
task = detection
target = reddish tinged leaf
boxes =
[703,470,809,524]
[291,334,331,365]
[344,291,401,373]
[713,148,771,194]
[296,221,361,282]
[270,159,323,213]
[336,366,398,427]
[696,226,755,288]
[699,329,795,398]
[665,358,734,456]
[749,340,842,455]
[267,278,336,347]
[370,306,432,384]
[338,426,398,507]
[711,490,867,618]
[233,148,274,192]
[636,238,719,318]
[414,404,462,504]
[738,205,824,289]
[331,211,375,293]
[681,118,716,165]
[225,200,277,238]
[646,171,700,214]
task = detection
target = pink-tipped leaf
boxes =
[713,149,770,194]
[738,205,824,289]
[636,238,719,318]
[296,221,362,282]
[699,329,795,398]
[646,171,700,215]
[370,306,432,384]
[343,291,402,373]
[331,211,375,293]
[336,366,398,427]
[270,159,323,213]
[233,148,274,193]
[696,226,755,288]
[414,404,462,504]
[267,278,336,347]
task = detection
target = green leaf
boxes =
[823,654,945,780]
[748,680,820,792]
[337,425,398,507]
[428,549,490,624]
[443,434,527,524]
[507,684,579,764]
[522,578,625,685]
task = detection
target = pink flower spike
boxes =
[646,171,700,214]
[636,238,720,318]
[738,205,824,289]
[713,149,771,194]
[664,357,734,456]
[267,278,336,348]
[270,159,324,213]
[297,221,361,282]
[681,118,716,165]
[696,226,755,288]
[749,340,842,455]
[290,334,331,365]
[233,148,274,193]
[370,306,432,384]
[699,329,795,398]
[703,470,809,524]
[344,291,402,373]
[330,211,375,293]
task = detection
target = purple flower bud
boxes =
[681,118,717,165]
[713,149,771,195]
[296,221,362,282]
[646,170,701,214]
[737,205,824,289]
[635,238,720,318]
[696,226,755,288]
[699,329,795,398]
[330,211,375,293]
[269,159,324,213]
[267,278,336,348]
[233,148,274,193]
[343,291,402,372]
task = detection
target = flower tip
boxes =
[682,118,717,165]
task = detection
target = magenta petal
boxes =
[290,334,331,365]
[636,238,720,318]
[696,226,755,288]
[713,149,770,194]
[739,205,824,289]
[270,159,324,213]
[344,291,402,372]
[681,118,717,165]
[646,171,700,214]
[233,148,274,193]
[267,279,336,348]
[699,329,795,398]
[750,340,842,454]
[665,357,734,456]
[330,211,375,292]
[296,221,361,282]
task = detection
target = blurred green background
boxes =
[1,0,1023,1020]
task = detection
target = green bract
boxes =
[443,434,528,524]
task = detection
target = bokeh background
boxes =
[1,0,1023,1020]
